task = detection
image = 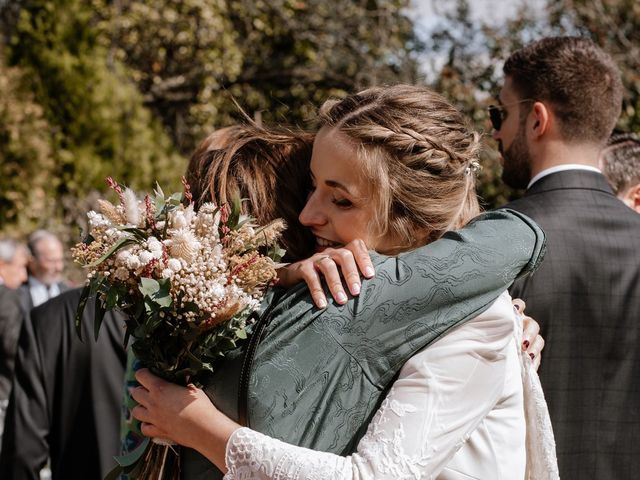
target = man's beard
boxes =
[500,128,532,190]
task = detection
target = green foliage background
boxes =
[1,0,638,258]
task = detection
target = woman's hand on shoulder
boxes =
[276,239,375,309]
[513,299,545,370]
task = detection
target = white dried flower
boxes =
[208,282,226,301]
[161,268,174,279]
[115,250,131,267]
[123,188,141,226]
[183,204,195,225]
[194,203,220,235]
[170,228,201,263]
[167,258,182,272]
[87,211,111,229]
[147,237,164,258]
[126,255,141,270]
[170,210,188,230]
[139,250,154,265]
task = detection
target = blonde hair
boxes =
[318,85,481,253]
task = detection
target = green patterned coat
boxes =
[181,209,546,479]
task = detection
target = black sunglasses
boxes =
[487,99,535,131]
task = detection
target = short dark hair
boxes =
[601,132,640,194]
[504,36,622,145]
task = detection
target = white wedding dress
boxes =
[222,292,559,480]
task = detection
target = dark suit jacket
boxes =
[17,280,70,318]
[506,170,640,479]
[0,286,24,401]
[0,288,127,480]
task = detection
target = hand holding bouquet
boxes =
[72,178,285,478]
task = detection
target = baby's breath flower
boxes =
[139,250,154,265]
[167,258,182,272]
[147,237,164,258]
[87,210,111,229]
[161,268,174,279]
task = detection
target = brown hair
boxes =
[503,36,622,146]
[317,84,482,253]
[186,124,315,262]
[600,132,640,194]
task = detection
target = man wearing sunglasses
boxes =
[492,36,640,479]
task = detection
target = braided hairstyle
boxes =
[318,84,481,253]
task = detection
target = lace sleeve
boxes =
[515,314,560,480]
[224,304,515,480]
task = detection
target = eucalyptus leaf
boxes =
[119,227,148,242]
[268,244,286,262]
[139,277,161,297]
[105,287,119,309]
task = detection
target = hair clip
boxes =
[465,160,481,176]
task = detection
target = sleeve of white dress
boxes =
[223,295,515,480]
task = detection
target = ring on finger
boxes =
[313,255,331,268]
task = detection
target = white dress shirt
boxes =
[28,277,60,308]
[527,164,601,190]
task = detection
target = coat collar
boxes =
[525,169,615,197]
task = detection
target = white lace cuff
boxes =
[224,427,350,480]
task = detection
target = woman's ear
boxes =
[529,102,550,139]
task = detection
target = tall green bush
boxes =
[1,0,185,238]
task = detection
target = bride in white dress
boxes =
[131,85,558,479]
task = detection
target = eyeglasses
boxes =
[487,99,535,131]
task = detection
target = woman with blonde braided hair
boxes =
[131,85,557,479]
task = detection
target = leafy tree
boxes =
[547,0,640,131]
[0,51,55,235]
[101,0,422,152]
[94,0,243,152]
[220,0,422,126]
[0,0,185,238]
[421,0,640,208]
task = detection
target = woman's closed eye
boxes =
[332,196,353,208]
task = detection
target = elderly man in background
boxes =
[600,132,640,213]
[18,229,69,316]
[0,239,29,449]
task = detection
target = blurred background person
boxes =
[0,289,127,480]
[600,132,640,213]
[18,230,70,316]
[0,239,28,450]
